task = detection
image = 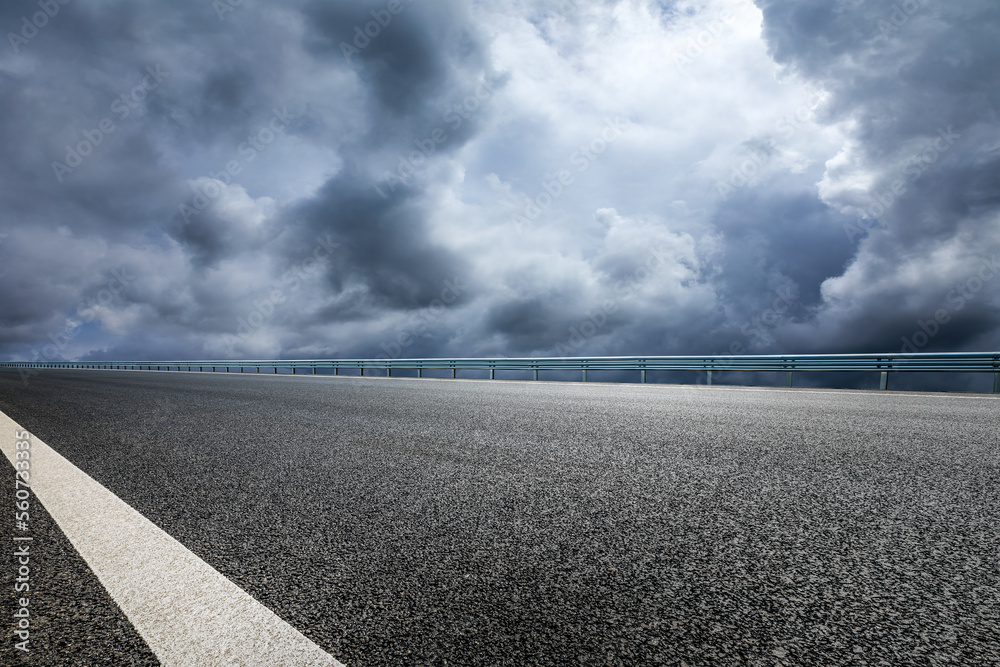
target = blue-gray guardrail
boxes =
[2,353,998,392]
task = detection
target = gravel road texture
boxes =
[1,369,997,665]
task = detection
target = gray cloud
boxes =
[751,0,1000,360]
[0,0,997,391]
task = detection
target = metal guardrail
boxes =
[2,353,999,392]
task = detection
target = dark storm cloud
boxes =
[711,190,853,314]
[0,0,493,361]
[303,0,491,134]
[753,0,1000,355]
[0,0,998,374]
[294,170,471,311]
[0,1,298,357]
[273,0,492,319]
[304,1,447,116]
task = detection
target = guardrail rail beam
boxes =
[4,353,998,393]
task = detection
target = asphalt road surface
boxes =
[2,369,999,666]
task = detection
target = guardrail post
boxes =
[7,355,999,391]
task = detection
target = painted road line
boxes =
[0,409,345,667]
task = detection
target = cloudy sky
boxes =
[1,0,998,373]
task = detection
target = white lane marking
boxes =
[0,410,345,667]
